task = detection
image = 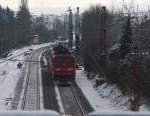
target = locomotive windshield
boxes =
[55,57,74,64]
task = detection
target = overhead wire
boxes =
[0,51,31,64]
[41,0,44,14]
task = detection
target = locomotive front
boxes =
[51,44,76,82]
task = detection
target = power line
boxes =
[0,51,31,64]
[10,59,41,63]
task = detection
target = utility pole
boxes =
[127,9,146,112]
[65,13,68,39]
[64,13,67,39]
[64,14,66,34]
[100,6,107,64]
[68,7,73,51]
[131,46,140,111]
[75,7,80,57]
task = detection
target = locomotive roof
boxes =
[52,45,71,55]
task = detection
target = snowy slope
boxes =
[76,69,149,112]
[0,43,51,110]
[76,70,119,111]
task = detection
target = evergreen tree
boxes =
[5,7,15,50]
[32,15,52,43]
[0,6,15,55]
[120,16,132,58]
[15,0,31,47]
[81,5,102,72]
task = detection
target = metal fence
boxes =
[88,111,150,116]
[0,111,59,116]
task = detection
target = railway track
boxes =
[70,86,85,116]
[58,84,87,116]
[18,45,93,114]
[20,47,47,110]
[41,51,59,111]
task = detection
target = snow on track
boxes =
[0,55,25,110]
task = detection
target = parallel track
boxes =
[21,55,32,110]
[20,48,47,110]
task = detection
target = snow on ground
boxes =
[76,68,149,112]
[0,41,148,112]
[55,86,64,114]
[76,69,119,111]
[0,42,51,110]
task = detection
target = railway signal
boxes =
[64,13,68,39]
[131,46,141,111]
[75,7,80,56]
[68,7,73,51]
[75,7,81,64]
[100,6,108,64]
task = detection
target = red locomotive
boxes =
[50,44,76,82]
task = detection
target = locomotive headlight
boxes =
[67,68,74,71]
[55,68,61,71]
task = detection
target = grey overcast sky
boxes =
[0,0,150,15]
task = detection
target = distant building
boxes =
[32,35,39,44]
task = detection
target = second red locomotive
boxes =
[50,44,76,82]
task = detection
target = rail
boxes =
[58,85,86,116]
[20,55,32,110]
[20,47,46,110]
[70,86,85,116]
